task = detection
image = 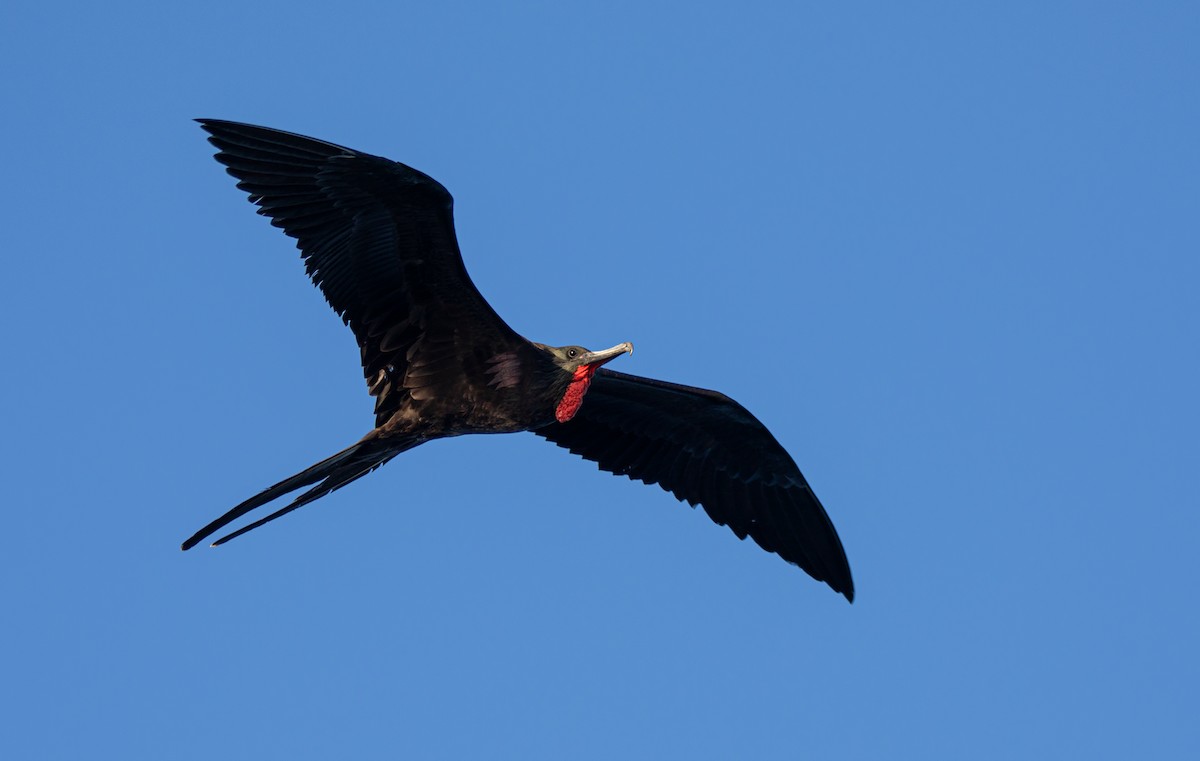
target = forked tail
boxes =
[181,437,413,550]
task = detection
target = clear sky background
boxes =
[2,2,1197,758]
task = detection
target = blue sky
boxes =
[3,1,1197,758]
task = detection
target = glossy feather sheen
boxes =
[184,120,854,602]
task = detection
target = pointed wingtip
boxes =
[835,573,855,603]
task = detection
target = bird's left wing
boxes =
[197,120,540,426]
[535,369,854,601]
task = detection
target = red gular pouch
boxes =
[555,364,601,423]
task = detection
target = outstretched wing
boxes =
[199,119,532,425]
[535,369,854,601]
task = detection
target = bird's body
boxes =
[184,120,855,601]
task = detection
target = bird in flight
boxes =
[183,120,854,601]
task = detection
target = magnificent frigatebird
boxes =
[183,120,854,602]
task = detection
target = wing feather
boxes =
[198,119,530,425]
[536,369,854,601]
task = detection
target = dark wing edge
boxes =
[196,119,525,426]
[196,117,444,329]
[535,369,855,602]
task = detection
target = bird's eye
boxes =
[567,348,578,359]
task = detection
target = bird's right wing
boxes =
[535,369,854,601]
[198,120,536,426]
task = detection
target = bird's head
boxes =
[542,342,634,373]
[535,341,634,423]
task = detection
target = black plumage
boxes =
[183,120,854,602]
